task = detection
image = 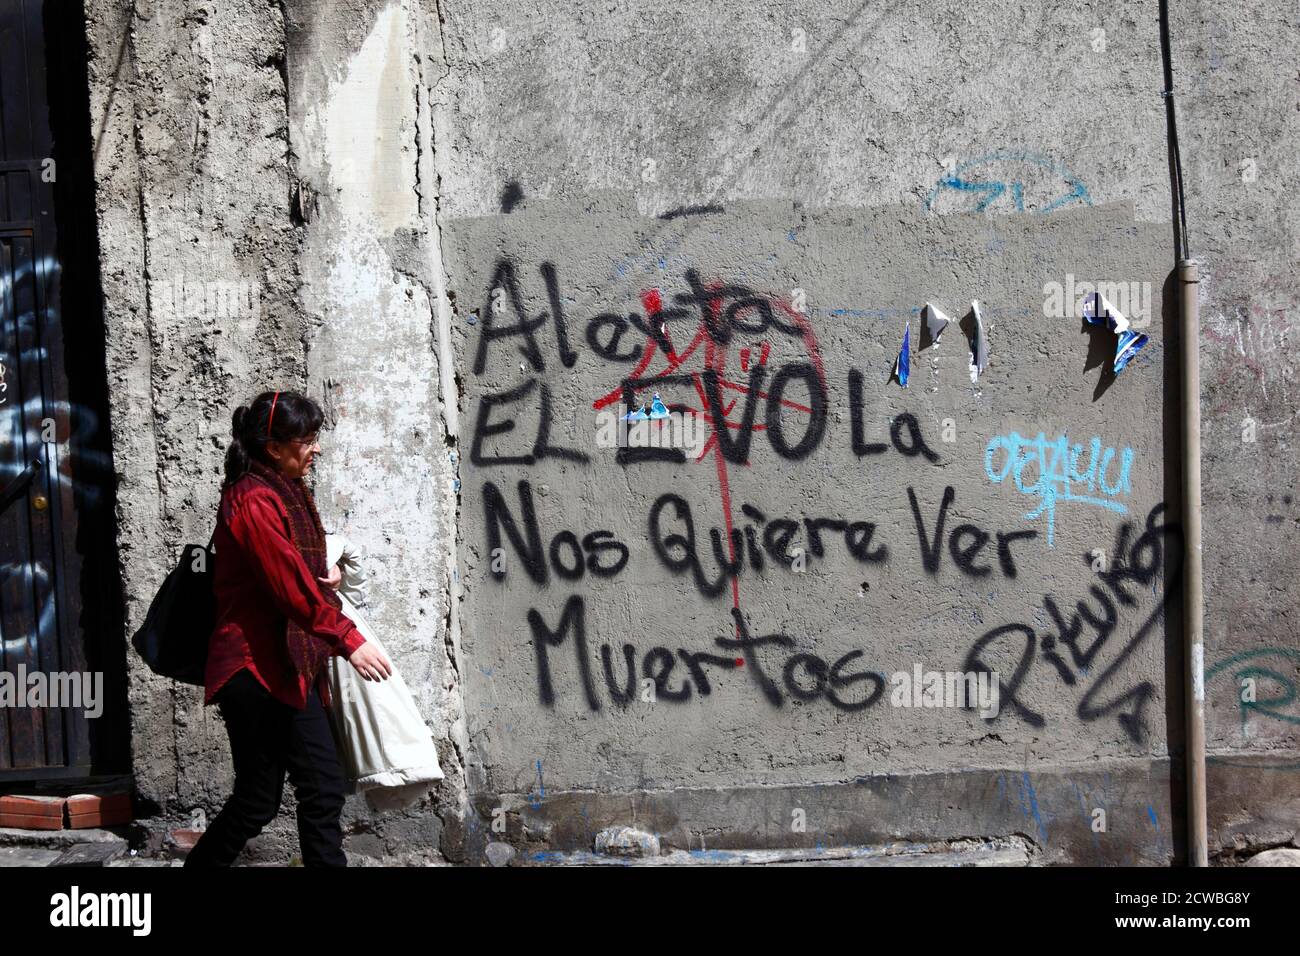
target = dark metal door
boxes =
[0,0,100,777]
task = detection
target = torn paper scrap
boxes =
[968,300,989,383]
[1083,291,1149,373]
[1113,329,1148,373]
[894,320,911,387]
[923,302,951,345]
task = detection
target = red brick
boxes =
[169,829,203,851]
[66,792,132,828]
[0,810,65,830]
[0,795,66,829]
[69,810,130,828]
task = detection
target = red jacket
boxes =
[204,475,366,710]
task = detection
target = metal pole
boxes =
[1179,258,1207,867]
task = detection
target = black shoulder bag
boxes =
[130,535,216,686]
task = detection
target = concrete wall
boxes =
[83,0,1299,864]
[85,0,313,830]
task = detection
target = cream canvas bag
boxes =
[324,534,444,812]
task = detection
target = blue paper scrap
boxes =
[1083,291,1148,374]
[894,321,911,387]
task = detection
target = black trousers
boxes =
[185,668,348,867]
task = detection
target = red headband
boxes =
[266,391,280,437]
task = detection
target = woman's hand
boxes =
[348,641,393,682]
[317,563,342,590]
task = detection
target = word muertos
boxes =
[531,596,887,713]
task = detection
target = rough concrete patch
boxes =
[446,195,1171,803]
[485,840,516,866]
[0,846,65,867]
[0,827,128,849]
[594,825,660,857]
[527,837,1033,867]
[1242,848,1300,867]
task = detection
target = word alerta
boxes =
[471,260,819,377]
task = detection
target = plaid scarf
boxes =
[245,458,339,692]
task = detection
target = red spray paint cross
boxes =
[591,281,826,624]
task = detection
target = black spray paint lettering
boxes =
[531,595,738,710]
[848,374,940,464]
[470,257,941,472]
[529,595,885,713]
[469,377,589,467]
[609,363,830,467]
[474,261,812,376]
[482,480,629,585]
[906,485,1038,578]
[675,268,807,345]
[648,493,889,597]
[612,372,697,466]
[962,503,1181,742]
[474,260,577,375]
[716,607,885,711]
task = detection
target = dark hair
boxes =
[223,390,325,486]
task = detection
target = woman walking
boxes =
[185,390,392,867]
